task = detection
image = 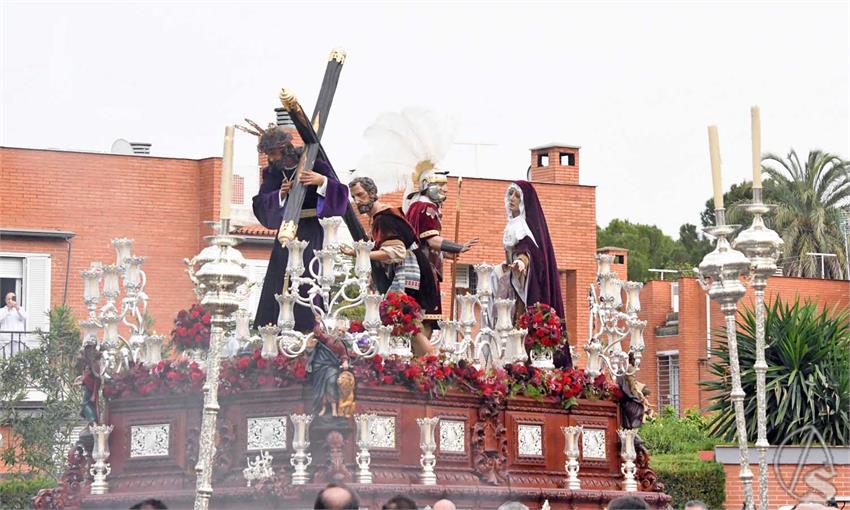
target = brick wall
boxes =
[723,463,850,510]
[0,147,215,331]
[641,275,850,414]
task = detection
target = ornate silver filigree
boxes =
[369,415,396,449]
[247,417,287,451]
[130,424,170,458]
[439,420,465,453]
[582,429,606,459]
[517,424,543,457]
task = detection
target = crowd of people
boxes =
[128,486,719,509]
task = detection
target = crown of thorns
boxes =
[236,119,294,153]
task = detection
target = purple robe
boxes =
[252,159,349,331]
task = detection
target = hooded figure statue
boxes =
[500,180,571,368]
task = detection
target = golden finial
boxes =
[279,89,298,111]
[328,48,347,64]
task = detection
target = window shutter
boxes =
[24,255,51,333]
[454,264,470,289]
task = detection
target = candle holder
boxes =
[363,292,383,331]
[697,217,754,510]
[618,428,638,492]
[143,334,164,368]
[354,413,376,484]
[258,324,279,359]
[562,425,583,490]
[243,451,274,487]
[285,239,309,278]
[319,217,343,250]
[733,190,783,510]
[417,417,440,485]
[530,347,555,369]
[89,424,113,495]
[504,328,528,364]
[437,320,469,362]
[583,254,645,379]
[275,292,297,332]
[353,241,375,281]
[289,413,314,485]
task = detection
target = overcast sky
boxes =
[2,1,848,236]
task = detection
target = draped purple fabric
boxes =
[511,180,565,319]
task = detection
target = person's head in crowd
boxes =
[129,499,167,510]
[684,500,708,510]
[433,499,456,510]
[606,495,650,510]
[496,502,529,510]
[314,483,359,510]
[382,495,418,509]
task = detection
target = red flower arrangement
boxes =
[171,303,211,351]
[348,320,365,334]
[102,358,206,400]
[518,303,564,352]
[219,349,308,396]
[379,292,422,336]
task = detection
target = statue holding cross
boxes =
[248,48,367,332]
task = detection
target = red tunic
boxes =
[406,201,444,320]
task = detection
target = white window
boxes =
[0,254,51,350]
[671,282,679,313]
[657,351,680,414]
[244,259,269,321]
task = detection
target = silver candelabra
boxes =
[731,188,784,510]
[697,208,755,510]
[185,219,249,510]
[584,254,646,379]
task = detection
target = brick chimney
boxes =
[528,143,580,185]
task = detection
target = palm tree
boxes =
[762,150,849,279]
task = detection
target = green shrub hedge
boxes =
[652,453,725,509]
[0,477,54,510]
[641,407,720,454]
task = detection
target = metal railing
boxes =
[1,331,35,358]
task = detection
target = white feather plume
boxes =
[353,107,455,197]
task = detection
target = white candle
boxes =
[220,125,235,220]
[707,126,723,210]
[751,106,762,189]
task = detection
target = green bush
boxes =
[640,407,720,454]
[652,453,725,509]
[0,477,55,509]
[702,298,850,446]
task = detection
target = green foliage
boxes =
[762,150,849,279]
[0,306,85,478]
[0,477,55,509]
[597,220,710,282]
[652,453,725,509]
[702,298,850,446]
[700,180,754,228]
[640,407,720,454]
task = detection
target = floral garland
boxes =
[171,303,211,351]
[102,358,205,399]
[519,303,564,352]
[379,292,422,336]
[219,349,307,396]
[352,355,620,411]
[103,352,621,412]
